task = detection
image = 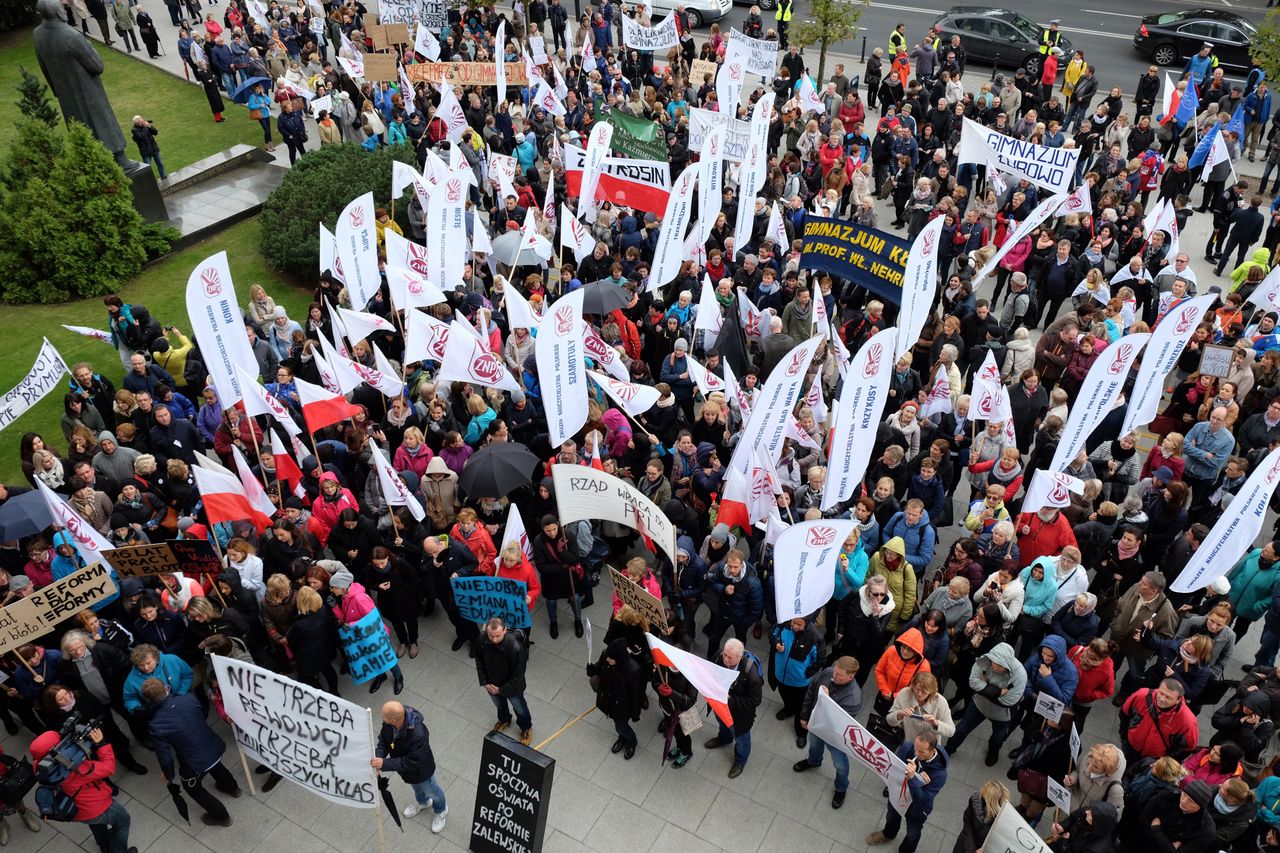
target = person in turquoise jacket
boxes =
[824,536,870,642]
[387,114,408,146]
[50,529,120,613]
[1258,775,1280,829]
[768,617,824,741]
[1013,558,1059,655]
[246,84,274,149]
[123,645,194,714]
[1228,540,1280,638]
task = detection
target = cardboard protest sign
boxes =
[1046,776,1072,815]
[451,576,531,629]
[1199,343,1234,377]
[690,58,718,84]
[405,61,529,86]
[366,23,388,47]
[470,732,554,853]
[362,52,398,81]
[386,22,409,43]
[609,567,668,631]
[0,563,117,655]
[337,609,398,684]
[103,539,219,578]
[212,655,376,808]
[985,802,1054,853]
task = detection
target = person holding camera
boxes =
[29,724,135,853]
[130,117,166,179]
[141,677,241,827]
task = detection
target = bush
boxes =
[0,121,148,303]
[0,1,36,33]
[259,142,415,278]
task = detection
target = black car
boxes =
[1133,8,1257,74]
[930,7,1072,78]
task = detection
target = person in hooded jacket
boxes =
[946,641,1028,766]
[1049,800,1120,853]
[1009,634,1078,737]
[653,662,698,768]
[873,627,931,718]
[329,568,403,696]
[901,609,951,675]
[310,472,360,533]
[1210,689,1274,762]
[869,536,917,632]
[1206,777,1257,848]
[589,639,646,760]
[769,617,824,744]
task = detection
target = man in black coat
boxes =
[143,678,241,827]
[421,533,480,652]
[147,404,204,466]
[703,639,763,779]
[1135,66,1161,117]
[1215,194,1267,276]
[476,618,533,744]
[373,701,448,832]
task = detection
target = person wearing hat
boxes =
[1038,19,1063,57]
[329,567,404,695]
[1185,42,1220,87]
[1136,777,1217,853]
[660,337,696,426]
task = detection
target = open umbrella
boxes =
[166,782,191,825]
[0,490,52,541]
[579,281,633,315]
[377,774,405,831]
[230,76,272,105]
[458,442,541,499]
[491,229,553,268]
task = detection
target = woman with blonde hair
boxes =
[888,671,956,745]
[953,780,1009,853]
[1064,743,1126,815]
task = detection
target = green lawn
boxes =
[0,27,263,172]
[0,217,313,483]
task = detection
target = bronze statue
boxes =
[32,0,130,166]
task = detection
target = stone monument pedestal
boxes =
[126,161,168,223]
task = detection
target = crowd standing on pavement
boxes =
[15,2,1280,853]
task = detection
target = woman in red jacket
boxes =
[310,472,359,533]
[1068,638,1115,726]
[452,507,497,568]
[1014,506,1077,568]
[495,541,542,616]
[29,728,132,850]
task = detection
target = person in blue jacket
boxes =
[142,677,240,827]
[1009,634,1079,735]
[659,339,696,425]
[906,461,946,526]
[1184,42,1219,87]
[769,617,825,741]
[881,500,936,570]
[51,529,121,614]
[1245,81,1273,160]
[867,730,949,851]
[704,549,765,658]
[245,84,274,150]
[674,536,708,636]
[122,644,193,715]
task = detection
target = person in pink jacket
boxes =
[392,426,435,479]
[329,567,403,695]
[311,472,360,532]
[611,556,662,616]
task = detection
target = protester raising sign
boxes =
[211,655,377,808]
[0,338,68,432]
[336,609,399,684]
[807,691,913,817]
[103,539,220,578]
[451,576,532,629]
[772,521,859,622]
[957,118,1080,195]
[551,464,677,565]
[983,802,1053,853]
[621,14,679,51]
[0,563,118,656]
[799,218,911,305]
[609,567,669,630]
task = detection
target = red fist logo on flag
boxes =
[201,267,222,298]
[863,343,882,379]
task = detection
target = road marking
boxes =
[1058,26,1134,41]
[868,2,944,15]
[1080,9,1140,17]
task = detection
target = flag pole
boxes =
[246,418,271,494]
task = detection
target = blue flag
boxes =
[1175,82,1199,125]
[1189,120,1220,170]
[1227,103,1246,137]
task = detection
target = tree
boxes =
[791,0,869,86]
[1252,10,1280,85]
[259,142,416,276]
[14,66,59,130]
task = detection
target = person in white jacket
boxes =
[225,537,265,603]
[1045,546,1088,620]
[972,563,1025,627]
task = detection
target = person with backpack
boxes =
[29,724,136,853]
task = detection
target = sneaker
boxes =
[493,721,510,733]
[671,751,691,768]
[431,808,448,834]
[404,800,427,818]
[520,728,533,746]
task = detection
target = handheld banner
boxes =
[450,576,532,629]
[337,608,398,684]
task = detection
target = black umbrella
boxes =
[579,281,633,316]
[166,782,191,825]
[377,774,405,831]
[0,490,52,541]
[458,442,542,499]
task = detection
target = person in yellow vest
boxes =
[776,0,794,49]
[889,23,907,57]
[1039,19,1063,56]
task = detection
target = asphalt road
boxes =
[710,0,1270,95]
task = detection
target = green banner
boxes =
[594,108,668,161]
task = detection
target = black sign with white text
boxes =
[470,732,554,853]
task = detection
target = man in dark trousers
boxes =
[704,638,763,779]
[421,532,481,653]
[372,701,448,833]
[793,656,864,809]
[142,678,241,827]
[476,617,533,745]
[1215,193,1266,276]
[867,731,950,853]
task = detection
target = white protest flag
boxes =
[804,370,827,423]
[551,62,569,101]
[368,442,425,521]
[723,360,751,423]
[650,163,700,289]
[310,347,342,395]
[730,334,822,473]
[371,345,404,397]
[438,320,520,393]
[1063,181,1093,217]
[517,206,554,263]
[1049,333,1151,472]
[733,93,775,253]
[231,446,278,523]
[1173,445,1280,593]
[895,216,944,361]
[686,353,727,397]
[590,370,660,417]
[398,64,417,116]
[426,174,467,292]
[471,219,494,257]
[985,804,1052,853]
[786,416,821,451]
[343,349,401,397]
[645,633,740,725]
[1201,129,1233,184]
[542,170,555,223]
[957,117,1079,195]
[773,520,858,622]
[212,655,376,808]
[553,464,677,563]
[808,691,913,817]
[386,266,447,312]
[532,79,566,117]
[1247,267,1280,314]
[621,13,679,50]
[392,160,421,199]
[186,252,259,407]
[738,289,770,343]
[581,325,629,382]
[1021,471,1086,516]
[319,222,345,283]
[337,306,395,342]
[577,122,614,218]
[766,201,789,250]
[321,340,367,395]
[404,310,451,364]
[920,364,952,418]
[36,479,113,566]
[335,193,380,310]
[537,290,589,446]
[683,222,707,270]
[1121,293,1215,435]
[698,125,727,243]
[579,20,594,67]
[798,75,825,114]
[0,339,68,432]
[972,353,1013,425]
[1142,198,1175,243]
[494,20,507,105]
[61,325,113,345]
[503,285,541,331]
[560,203,594,263]
[823,328,895,510]
[492,504,534,575]
[974,193,1069,283]
[716,53,748,113]
[234,365,301,437]
[985,157,1008,197]
[694,274,723,337]
[718,445,778,532]
[436,82,467,142]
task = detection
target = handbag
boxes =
[1016,768,1048,800]
[866,712,902,750]
[249,108,267,120]
[677,706,703,735]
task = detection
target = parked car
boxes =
[649,0,733,27]
[930,8,1072,78]
[1132,8,1257,74]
